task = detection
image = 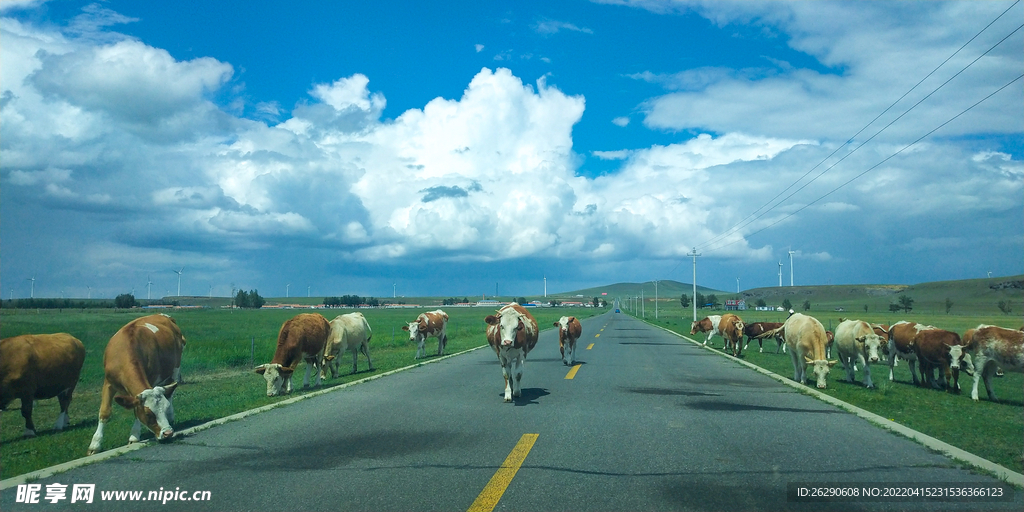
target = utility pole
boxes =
[653,280,659,319]
[641,288,645,318]
[544,276,547,298]
[688,247,700,321]
[736,277,740,293]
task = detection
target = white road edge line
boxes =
[647,320,1024,488]
[0,345,490,490]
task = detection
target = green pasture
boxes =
[625,300,1024,477]
[0,306,600,479]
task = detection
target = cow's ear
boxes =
[279,367,295,378]
[856,336,866,343]
[254,365,267,375]
[569,317,576,322]
[553,322,560,327]
[485,315,499,325]
[401,325,410,332]
[517,319,525,331]
[113,395,138,410]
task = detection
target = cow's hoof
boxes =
[504,397,512,403]
[23,429,37,438]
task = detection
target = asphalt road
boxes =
[2,311,1020,511]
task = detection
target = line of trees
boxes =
[234,289,266,309]
[323,295,380,307]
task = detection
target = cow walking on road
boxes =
[485,303,539,403]
[554,316,582,366]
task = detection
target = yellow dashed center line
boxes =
[565,364,582,379]
[595,333,600,338]
[467,434,539,512]
[586,343,594,350]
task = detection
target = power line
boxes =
[695,2,1023,253]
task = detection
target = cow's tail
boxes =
[755,326,783,340]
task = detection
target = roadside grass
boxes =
[633,306,1024,475]
[0,306,599,479]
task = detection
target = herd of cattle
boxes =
[0,304,585,454]
[689,312,1024,400]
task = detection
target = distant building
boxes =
[725,299,747,311]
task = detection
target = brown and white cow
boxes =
[554,316,582,366]
[765,313,836,388]
[887,321,931,386]
[255,313,329,397]
[965,325,1024,401]
[690,315,723,346]
[87,314,185,455]
[1,333,86,437]
[743,322,784,353]
[322,312,374,378]
[834,319,884,388]
[485,303,539,402]
[912,328,966,392]
[403,309,449,359]
[719,313,745,357]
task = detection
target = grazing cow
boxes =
[1,334,86,437]
[887,321,931,386]
[87,314,185,455]
[690,315,723,346]
[554,316,583,366]
[254,313,329,397]
[403,309,449,359]
[834,320,884,388]
[322,312,374,378]
[965,325,1024,401]
[485,303,539,402]
[719,313,745,357]
[764,313,836,388]
[743,322,785,353]
[913,328,966,392]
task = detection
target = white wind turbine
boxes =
[147,276,153,300]
[173,268,184,296]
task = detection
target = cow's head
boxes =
[858,333,884,363]
[689,321,701,335]
[945,343,967,371]
[554,317,574,338]
[255,363,294,396]
[486,312,523,347]
[113,383,177,441]
[804,357,837,389]
[402,320,425,343]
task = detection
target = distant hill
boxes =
[549,280,724,300]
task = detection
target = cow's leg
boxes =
[415,340,424,360]
[790,351,802,383]
[19,395,36,437]
[982,361,998,401]
[362,343,375,371]
[907,358,920,386]
[88,380,116,455]
[842,356,855,383]
[437,332,447,356]
[129,418,143,444]
[497,353,512,402]
[284,375,293,394]
[862,357,874,389]
[512,357,524,398]
[55,387,74,431]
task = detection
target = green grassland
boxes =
[0,305,600,479]
[627,297,1024,476]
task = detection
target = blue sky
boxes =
[2,0,1022,300]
